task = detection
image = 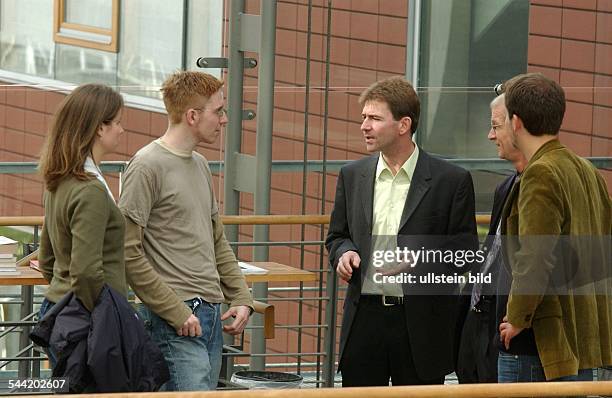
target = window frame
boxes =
[53,0,120,53]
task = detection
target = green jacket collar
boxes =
[525,138,564,170]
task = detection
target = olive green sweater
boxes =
[39,177,127,311]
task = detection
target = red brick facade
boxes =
[0,0,610,367]
[528,0,612,185]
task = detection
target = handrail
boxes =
[16,381,612,397]
[222,215,331,225]
[0,216,45,226]
[0,214,493,227]
[2,157,611,174]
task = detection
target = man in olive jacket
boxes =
[496,73,611,382]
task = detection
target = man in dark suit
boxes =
[456,93,527,383]
[325,76,478,386]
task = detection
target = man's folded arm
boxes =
[123,216,192,329]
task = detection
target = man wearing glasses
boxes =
[457,92,528,383]
[119,71,253,391]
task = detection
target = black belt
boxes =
[360,295,404,306]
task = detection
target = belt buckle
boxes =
[191,297,203,313]
[382,295,400,306]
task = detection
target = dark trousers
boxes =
[456,307,498,383]
[341,296,445,386]
[38,298,58,368]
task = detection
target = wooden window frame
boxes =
[53,0,119,53]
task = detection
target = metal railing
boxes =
[1,158,610,388]
[1,158,611,175]
[0,212,493,388]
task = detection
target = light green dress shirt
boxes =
[362,144,419,295]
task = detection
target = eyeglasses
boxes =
[191,107,226,117]
[490,124,503,133]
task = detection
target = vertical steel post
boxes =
[222,0,246,381]
[250,0,277,371]
[319,0,334,386]
[323,268,338,387]
[406,0,422,147]
[224,0,246,241]
[406,0,422,86]
[17,286,33,378]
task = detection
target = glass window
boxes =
[0,0,54,78]
[416,0,530,214]
[186,0,224,78]
[0,0,224,102]
[54,0,119,52]
[417,0,529,159]
[55,43,118,86]
[117,0,184,99]
[64,0,112,30]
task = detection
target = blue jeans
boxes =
[38,298,58,369]
[498,352,594,382]
[136,298,223,391]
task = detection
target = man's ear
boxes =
[510,114,522,133]
[399,116,412,136]
[185,109,197,127]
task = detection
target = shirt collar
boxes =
[84,156,115,200]
[375,143,419,181]
[155,138,193,158]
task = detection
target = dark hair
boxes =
[358,76,420,134]
[39,84,123,192]
[501,73,565,136]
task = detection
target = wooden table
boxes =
[0,267,46,285]
[0,267,44,379]
[0,262,317,377]
[242,261,317,283]
[0,262,316,286]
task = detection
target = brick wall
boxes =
[528,0,612,186]
[0,0,610,369]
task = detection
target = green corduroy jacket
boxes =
[501,139,612,380]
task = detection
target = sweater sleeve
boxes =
[212,212,253,309]
[68,184,110,311]
[123,217,192,329]
[39,191,55,283]
[38,222,55,283]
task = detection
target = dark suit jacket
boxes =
[456,172,516,383]
[325,149,478,380]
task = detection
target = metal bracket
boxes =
[239,13,261,52]
[232,153,256,193]
[196,57,257,69]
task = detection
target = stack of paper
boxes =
[238,262,268,274]
[0,236,20,276]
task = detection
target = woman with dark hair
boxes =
[37,83,126,336]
